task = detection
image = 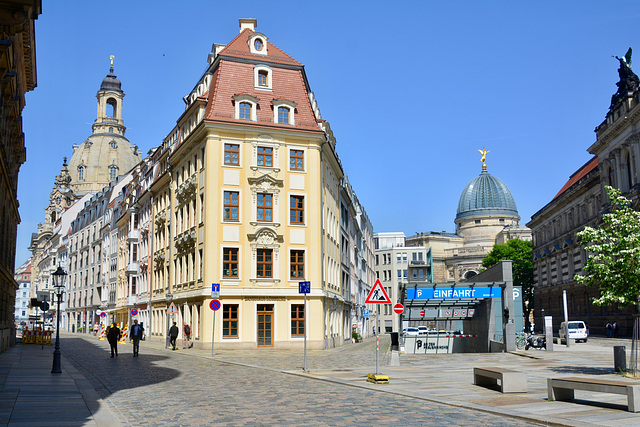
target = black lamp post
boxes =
[51,266,66,374]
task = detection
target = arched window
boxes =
[258,70,268,87]
[110,140,117,149]
[109,165,118,181]
[278,107,290,124]
[78,165,85,181]
[239,102,252,120]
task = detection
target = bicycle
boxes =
[515,332,527,350]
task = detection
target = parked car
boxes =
[559,321,588,343]
[417,326,429,336]
[404,327,420,337]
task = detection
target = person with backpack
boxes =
[183,323,192,349]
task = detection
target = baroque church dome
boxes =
[67,61,141,195]
[456,169,518,220]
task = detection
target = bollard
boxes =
[614,345,627,372]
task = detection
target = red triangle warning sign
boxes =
[365,279,392,304]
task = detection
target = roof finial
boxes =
[109,54,115,72]
[478,147,490,170]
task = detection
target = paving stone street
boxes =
[59,333,541,426]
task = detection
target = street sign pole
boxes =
[376,304,380,375]
[298,281,310,372]
[212,309,216,357]
[304,292,307,372]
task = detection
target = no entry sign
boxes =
[209,299,221,311]
[393,303,404,314]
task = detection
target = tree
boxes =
[575,185,640,309]
[482,239,534,326]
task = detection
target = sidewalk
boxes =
[0,342,121,426]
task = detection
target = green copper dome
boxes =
[456,170,518,220]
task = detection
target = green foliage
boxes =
[575,185,640,307]
[482,239,534,319]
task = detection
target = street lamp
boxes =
[165,292,173,348]
[51,266,66,374]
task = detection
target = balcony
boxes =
[128,229,140,241]
[126,295,138,307]
[126,262,139,274]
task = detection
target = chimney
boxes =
[239,18,257,33]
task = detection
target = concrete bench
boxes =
[548,377,640,412]
[473,367,527,393]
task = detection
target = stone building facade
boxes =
[529,53,640,337]
[0,0,41,350]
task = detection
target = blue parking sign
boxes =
[364,309,369,318]
[298,281,310,294]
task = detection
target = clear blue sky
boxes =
[15,1,640,267]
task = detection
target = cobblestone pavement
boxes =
[61,334,542,426]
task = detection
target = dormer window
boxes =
[258,70,268,86]
[272,99,297,125]
[248,33,268,55]
[78,165,85,181]
[278,107,290,124]
[254,65,272,90]
[240,102,252,120]
[233,94,259,121]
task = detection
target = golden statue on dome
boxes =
[478,147,490,170]
[110,55,114,67]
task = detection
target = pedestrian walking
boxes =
[183,323,192,349]
[169,322,179,350]
[107,322,121,358]
[373,326,376,336]
[130,319,144,357]
[613,321,619,338]
[606,322,612,338]
[93,323,99,336]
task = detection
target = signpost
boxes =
[393,304,404,314]
[210,299,220,356]
[211,283,220,299]
[365,279,392,383]
[130,308,138,317]
[299,281,310,372]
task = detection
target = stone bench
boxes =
[548,377,640,412]
[473,367,527,393]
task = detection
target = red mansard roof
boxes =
[203,29,322,133]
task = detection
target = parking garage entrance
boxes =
[401,261,523,353]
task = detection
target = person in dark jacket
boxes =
[169,322,179,350]
[107,323,121,358]
[129,319,144,357]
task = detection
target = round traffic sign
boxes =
[100,312,107,318]
[130,308,138,317]
[210,299,221,311]
[420,310,425,317]
[393,303,404,314]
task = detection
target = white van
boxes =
[559,321,588,343]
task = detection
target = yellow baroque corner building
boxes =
[150,19,346,349]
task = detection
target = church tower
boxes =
[66,57,141,194]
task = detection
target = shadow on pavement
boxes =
[548,366,616,375]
